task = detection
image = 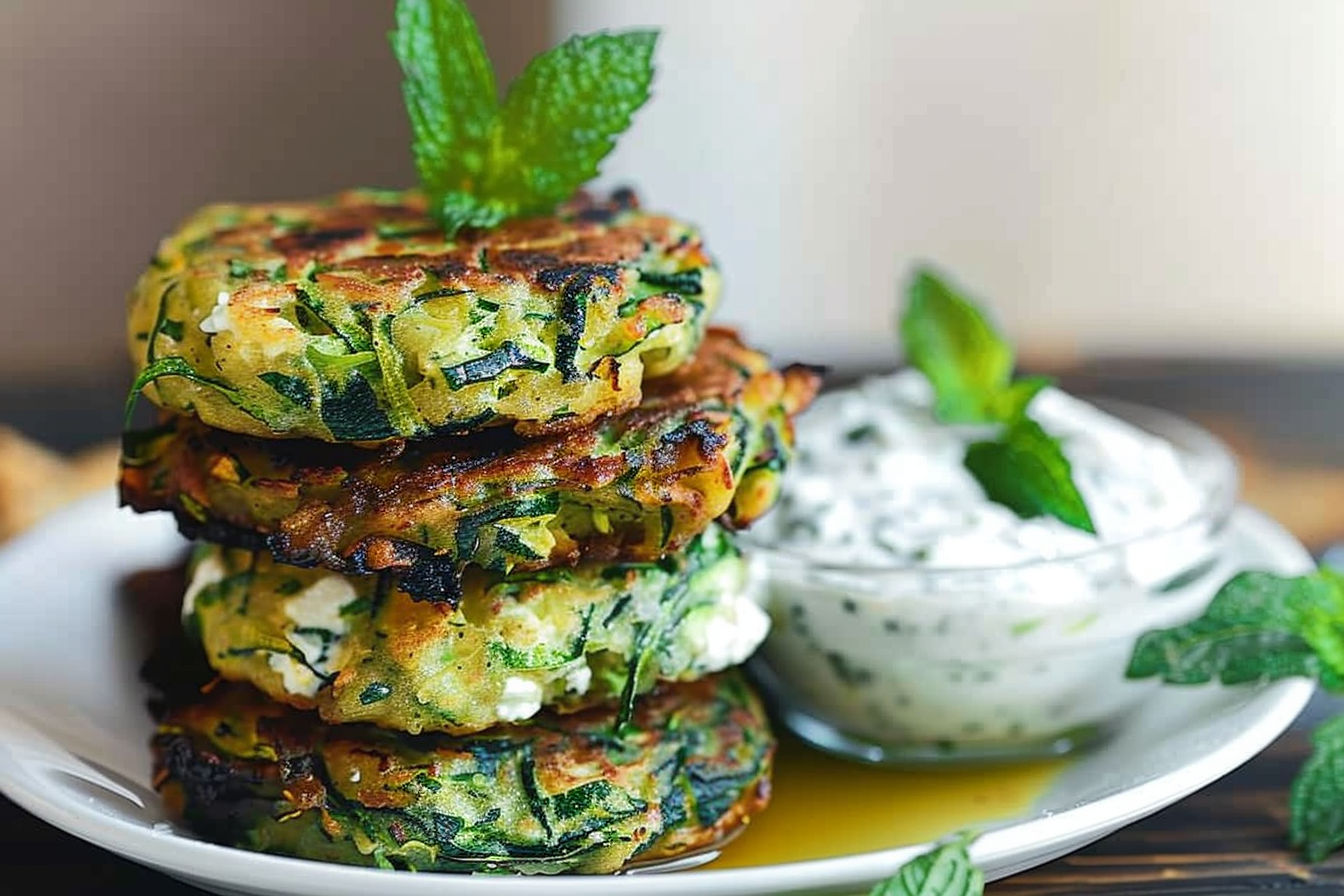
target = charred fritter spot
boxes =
[271,227,370,255]
[126,189,720,443]
[152,673,774,875]
[120,329,820,598]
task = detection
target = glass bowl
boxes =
[744,399,1240,763]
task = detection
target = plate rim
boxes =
[0,495,1317,895]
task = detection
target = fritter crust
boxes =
[152,673,774,875]
[126,189,719,443]
[121,328,820,601]
[186,526,765,735]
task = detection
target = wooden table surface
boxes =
[2,361,1342,895]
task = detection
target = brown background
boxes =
[0,0,546,383]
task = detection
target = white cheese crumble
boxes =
[182,551,227,619]
[284,576,355,632]
[496,676,543,722]
[271,575,356,698]
[199,290,232,334]
[561,660,592,695]
[682,590,771,673]
[268,654,322,698]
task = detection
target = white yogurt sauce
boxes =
[760,371,1207,571]
[752,372,1234,757]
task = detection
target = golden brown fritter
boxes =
[121,328,820,600]
[152,673,773,874]
[126,189,719,442]
[186,525,766,735]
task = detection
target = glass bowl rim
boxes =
[741,394,1240,577]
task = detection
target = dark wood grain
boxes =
[2,360,1342,895]
[994,702,1344,894]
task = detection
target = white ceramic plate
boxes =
[0,495,1314,896]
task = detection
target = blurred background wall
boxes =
[1,0,1340,384]
[0,0,544,384]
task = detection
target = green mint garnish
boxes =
[390,0,657,236]
[390,0,498,230]
[1128,566,1344,860]
[964,419,1096,534]
[899,266,1094,532]
[1292,714,1344,862]
[868,832,984,896]
[901,269,1016,423]
[1126,569,1344,688]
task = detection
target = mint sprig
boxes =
[1127,566,1344,860]
[900,267,1095,533]
[869,833,984,896]
[1292,714,1344,861]
[965,419,1095,534]
[390,0,657,235]
[1127,570,1344,689]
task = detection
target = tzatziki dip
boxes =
[750,371,1237,760]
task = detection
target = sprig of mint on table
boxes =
[1128,565,1344,861]
[899,267,1095,533]
[391,0,656,236]
[868,833,984,896]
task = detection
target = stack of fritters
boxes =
[119,189,818,874]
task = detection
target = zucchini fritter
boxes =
[152,673,773,874]
[127,189,719,443]
[121,328,819,600]
[186,525,767,734]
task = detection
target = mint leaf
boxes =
[899,267,1092,533]
[964,419,1096,534]
[1126,570,1344,689]
[482,30,658,216]
[989,374,1053,422]
[1132,567,1344,863]
[901,267,1014,423]
[869,834,983,896]
[433,190,509,235]
[1291,714,1344,861]
[390,0,497,204]
[390,1,658,235]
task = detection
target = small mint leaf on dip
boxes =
[900,267,1014,423]
[1126,570,1344,688]
[989,374,1053,423]
[1291,713,1344,862]
[869,833,984,896]
[482,29,659,217]
[964,419,1096,534]
[899,266,1093,532]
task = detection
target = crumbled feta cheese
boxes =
[199,290,232,334]
[268,653,323,698]
[271,575,356,698]
[182,552,226,618]
[682,591,771,673]
[496,676,543,722]
[284,576,355,632]
[561,660,592,695]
